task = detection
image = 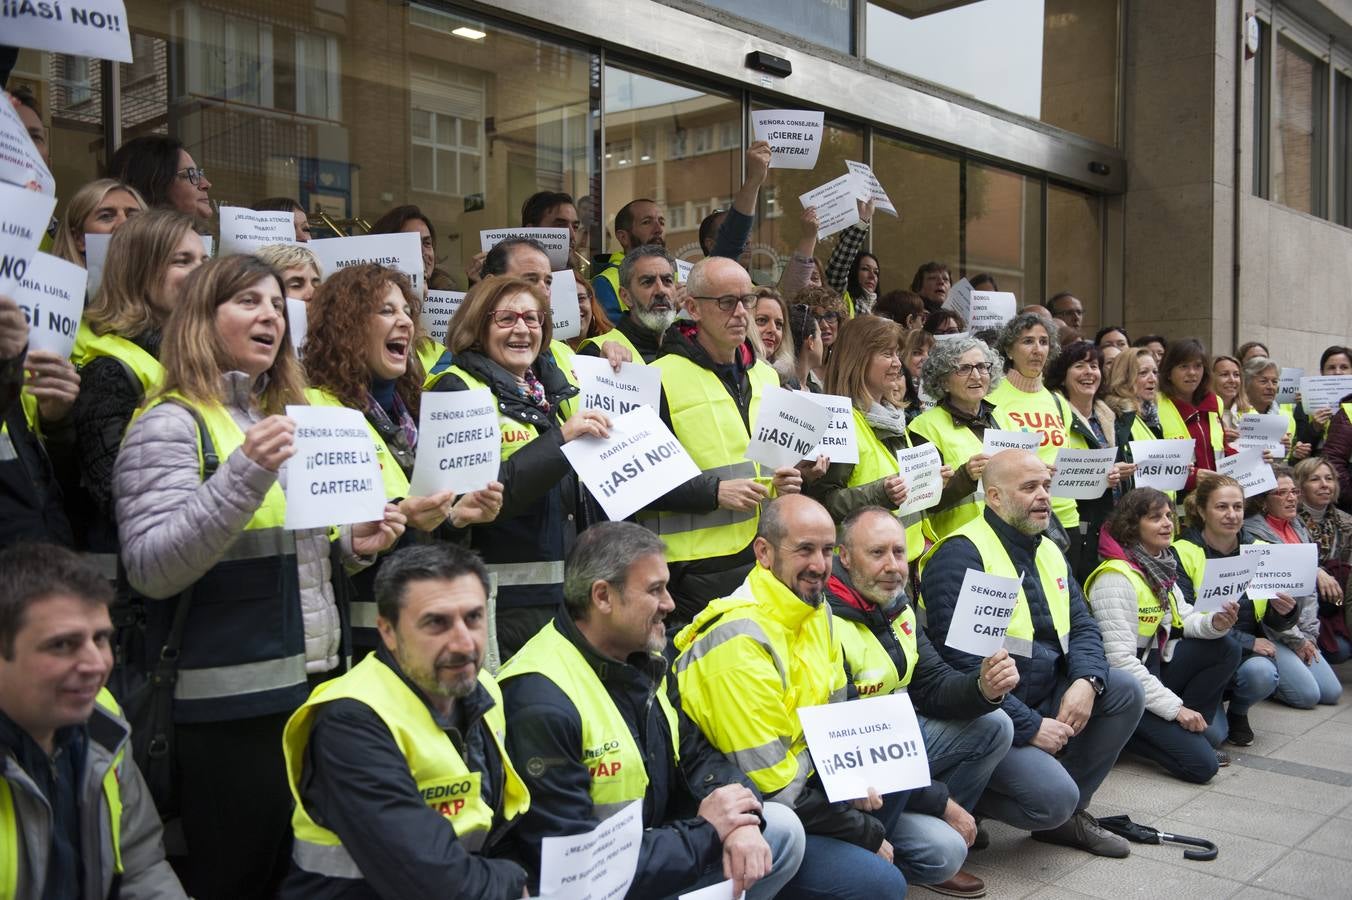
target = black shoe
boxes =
[972,818,990,851]
[1216,750,1232,767]
[1226,711,1254,747]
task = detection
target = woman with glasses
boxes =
[923,308,965,336]
[795,285,847,387]
[109,134,213,223]
[1241,466,1344,708]
[50,178,146,266]
[908,335,1001,542]
[427,276,611,660]
[1236,356,1312,463]
[1293,457,1352,663]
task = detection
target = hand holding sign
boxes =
[572,355,661,416]
[844,161,897,216]
[1193,554,1255,613]
[747,387,830,470]
[218,207,296,255]
[946,569,1022,657]
[1216,448,1277,498]
[408,389,501,497]
[1129,438,1194,491]
[538,801,643,900]
[283,405,386,529]
[562,406,700,522]
[797,693,930,803]
[13,252,86,358]
[1237,413,1288,457]
[751,110,824,169]
[798,175,861,239]
[1050,447,1117,500]
[895,443,942,516]
[1241,543,1317,599]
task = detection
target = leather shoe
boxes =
[1031,810,1130,858]
[926,870,986,898]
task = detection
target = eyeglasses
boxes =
[814,310,842,324]
[955,363,994,377]
[490,309,543,329]
[692,294,757,312]
[176,167,208,186]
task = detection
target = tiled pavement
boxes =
[912,662,1352,898]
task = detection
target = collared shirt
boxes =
[0,709,87,900]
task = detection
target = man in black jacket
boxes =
[577,244,679,364]
[500,522,804,899]
[829,507,1017,898]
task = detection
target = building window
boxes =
[1271,35,1326,216]
[410,58,486,197]
[57,55,93,107]
[1252,17,1270,199]
[1337,71,1352,226]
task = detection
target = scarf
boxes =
[1139,399,1161,434]
[1125,541,1177,602]
[864,401,907,439]
[515,367,551,415]
[1301,503,1343,561]
[364,388,418,473]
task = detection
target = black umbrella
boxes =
[1096,814,1219,861]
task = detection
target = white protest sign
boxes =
[844,160,897,216]
[1277,367,1302,406]
[674,258,693,282]
[1237,413,1288,457]
[13,252,85,357]
[572,355,661,417]
[479,227,570,271]
[942,277,972,323]
[1050,447,1117,500]
[746,386,831,470]
[751,109,824,170]
[218,207,295,256]
[84,232,111,296]
[797,692,930,803]
[968,291,1017,333]
[1299,375,1352,413]
[284,405,386,529]
[549,268,581,341]
[798,174,861,239]
[1193,554,1254,613]
[538,800,642,900]
[561,406,700,522]
[983,429,1041,455]
[286,298,308,353]
[680,880,744,900]
[805,393,858,464]
[308,232,424,292]
[1129,438,1194,491]
[895,443,943,516]
[407,389,501,497]
[1216,447,1277,498]
[0,182,57,295]
[1241,543,1318,600]
[0,96,55,194]
[200,234,213,258]
[422,290,464,346]
[945,568,1022,658]
[0,0,132,62]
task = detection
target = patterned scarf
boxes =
[1139,399,1161,434]
[1126,541,1177,602]
[516,367,551,415]
[364,389,418,473]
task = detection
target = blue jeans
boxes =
[1271,641,1343,708]
[779,802,906,900]
[1324,634,1352,664]
[888,811,969,885]
[678,801,806,900]
[1204,654,1280,746]
[918,711,1014,810]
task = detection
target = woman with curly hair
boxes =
[302,263,505,650]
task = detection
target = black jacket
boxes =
[280,646,528,900]
[920,508,1109,746]
[500,611,759,898]
[576,313,667,364]
[1175,527,1301,653]
[0,347,75,549]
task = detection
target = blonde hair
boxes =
[51,178,146,265]
[1294,456,1340,505]
[447,275,551,356]
[255,243,323,278]
[1104,347,1156,415]
[154,255,306,414]
[85,208,198,338]
[824,315,904,410]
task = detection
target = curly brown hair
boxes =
[1105,487,1173,546]
[304,264,423,416]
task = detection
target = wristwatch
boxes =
[1083,675,1105,695]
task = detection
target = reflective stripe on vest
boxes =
[908,406,984,542]
[1173,539,1268,621]
[487,559,565,587]
[552,340,580,420]
[988,380,1079,528]
[1084,558,1183,649]
[645,355,778,561]
[847,406,925,561]
[304,388,410,500]
[284,655,528,878]
[579,328,643,364]
[923,515,1071,657]
[71,320,164,394]
[446,367,542,460]
[837,606,919,697]
[500,621,679,817]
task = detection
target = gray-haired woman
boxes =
[907,335,1001,541]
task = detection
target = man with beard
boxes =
[829,507,1017,898]
[674,496,910,899]
[593,198,667,320]
[499,522,804,899]
[578,244,679,364]
[280,545,531,899]
[919,450,1145,858]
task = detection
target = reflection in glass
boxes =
[1272,36,1322,215]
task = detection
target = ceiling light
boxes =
[640,154,651,161]
[452,26,486,40]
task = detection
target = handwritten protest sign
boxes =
[798,693,930,803]
[1217,448,1277,498]
[408,389,500,497]
[969,291,1017,333]
[1193,554,1254,613]
[1277,368,1302,406]
[538,800,642,900]
[798,174,861,239]
[1237,413,1289,457]
[572,355,661,417]
[309,232,424,292]
[218,207,295,256]
[1,0,133,62]
[844,160,897,216]
[479,227,570,270]
[422,290,464,346]
[286,299,308,354]
[1129,438,1194,491]
[84,232,110,296]
[1299,375,1352,413]
[751,110,824,169]
[946,569,1022,657]
[895,443,943,517]
[805,393,857,464]
[1241,543,1317,600]
[284,405,385,529]
[746,387,830,470]
[562,406,700,522]
[549,268,581,341]
[0,182,57,295]
[13,252,85,357]
[1050,447,1117,500]
[0,96,55,194]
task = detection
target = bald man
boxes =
[918,450,1144,858]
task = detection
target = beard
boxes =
[1008,506,1050,536]
[633,307,679,334]
[399,637,481,701]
